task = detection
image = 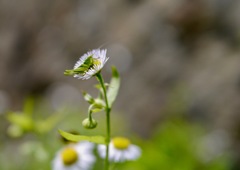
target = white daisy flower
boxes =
[65,49,108,80]
[52,142,95,170]
[98,137,141,163]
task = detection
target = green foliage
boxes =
[2,58,233,170]
[7,112,34,132]
[121,120,231,170]
[59,130,106,144]
[1,97,64,170]
[1,105,233,170]
[61,66,120,146]
[6,97,62,137]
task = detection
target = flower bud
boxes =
[82,118,97,129]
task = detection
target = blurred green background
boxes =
[1,0,240,169]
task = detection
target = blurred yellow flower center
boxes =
[93,59,101,65]
[112,137,131,150]
[61,147,78,166]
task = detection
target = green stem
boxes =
[96,73,111,170]
[88,104,94,122]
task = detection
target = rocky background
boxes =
[1,0,240,168]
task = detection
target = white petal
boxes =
[124,145,141,160]
[111,150,124,162]
[52,155,64,170]
[97,144,107,158]
[52,142,96,170]
[75,141,94,153]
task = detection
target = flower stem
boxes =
[96,73,111,170]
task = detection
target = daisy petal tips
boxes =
[64,49,109,80]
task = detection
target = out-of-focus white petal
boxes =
[52,142,95,170]
[97,138,141,163]
[123,145,141,160]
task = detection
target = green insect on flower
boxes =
[64,49,108,80]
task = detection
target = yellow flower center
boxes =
[93,59,101,66]
[112,137,131,150]
[61,147,78,166]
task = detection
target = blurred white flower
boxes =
[71,49,108,80]
[98,137,141,162]
[52,142,95,170]
[197,130,230,162]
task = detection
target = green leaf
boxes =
[59,130,106,144]
[83,91,95,104]
[107,66,120,107]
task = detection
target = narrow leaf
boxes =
[82,92,95,104]
[59,130,106,144]
[107,66,120,107]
